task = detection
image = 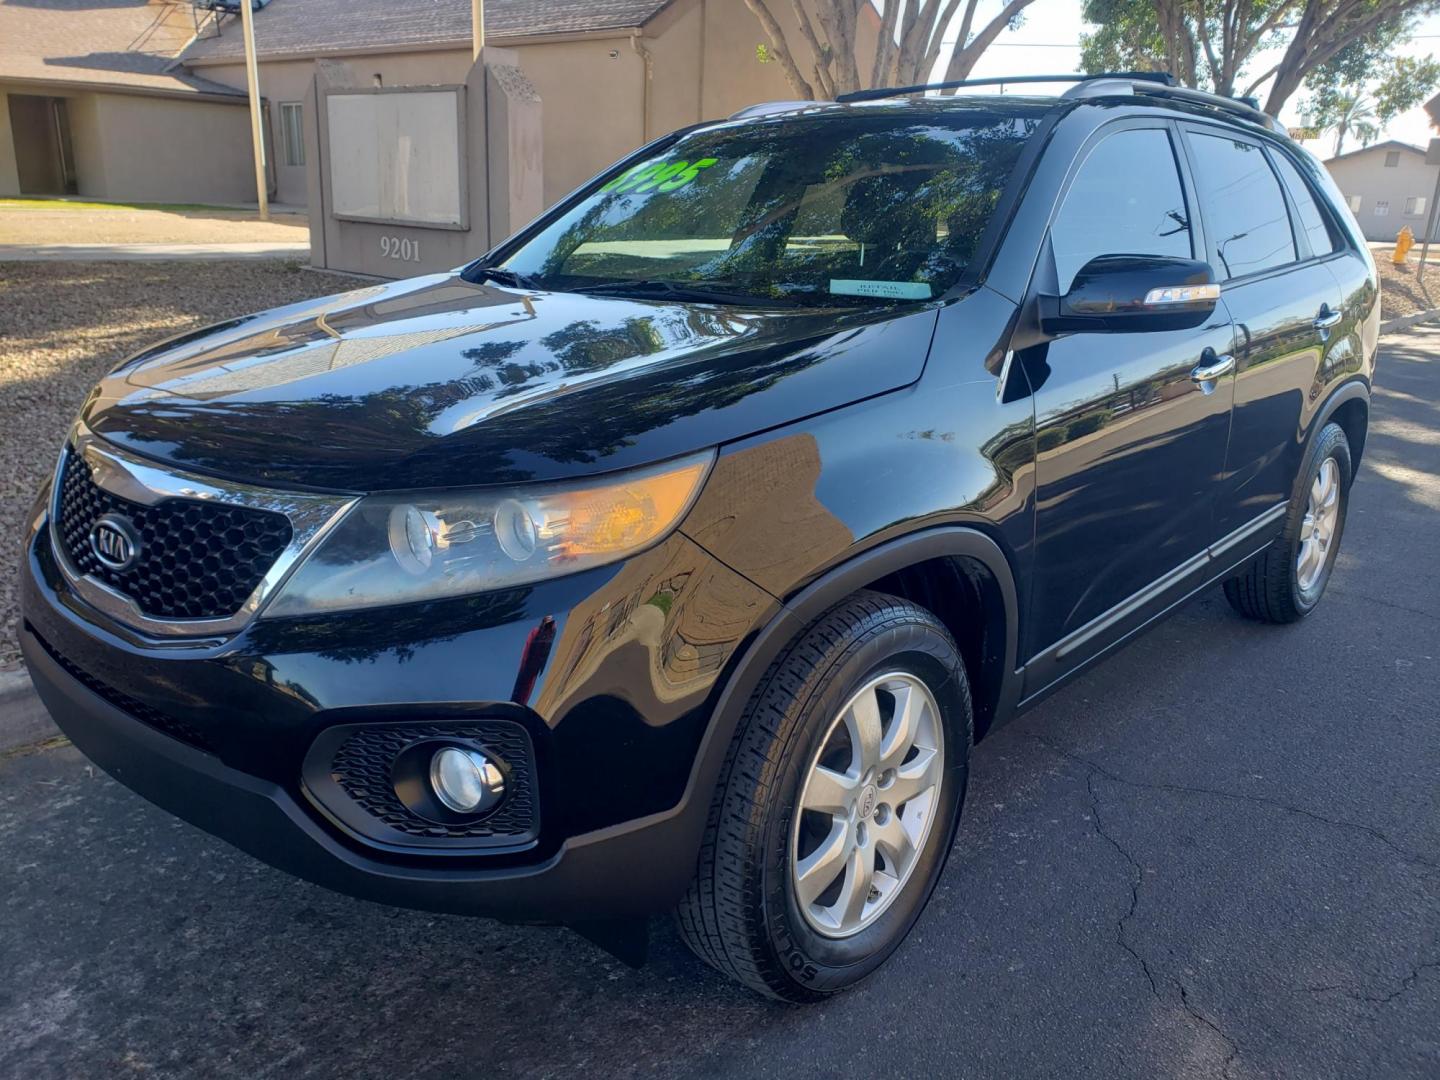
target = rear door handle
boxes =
[1314,306,1343,331]
[1191,352,1235,390]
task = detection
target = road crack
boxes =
[1076,755,1243,1074]
[1038,735,1440,1073]
[1177,980,1242,1078]
[1034,737,1438,872]
[1083,769,1159,996]
[1299,958,1440,1005]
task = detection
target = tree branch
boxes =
[942,0,1039,82]
[744,0,816,98]
[870,0,902,87]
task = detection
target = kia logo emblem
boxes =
[89,514,141,571]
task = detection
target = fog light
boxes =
[429,747,506,814]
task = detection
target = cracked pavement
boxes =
[3,327,1438,1078]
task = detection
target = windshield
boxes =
[491,109,1042,306]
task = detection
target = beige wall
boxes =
[204,41,646,209]
[0,84,252,202]
[1326,148,1439,242]
[81,93,256,203]
[65,92,105,195]
[0,90,16,195]
[186,0,879,214]
[516,38,645,203]
[0,89,25,195]
[203,52,477,206]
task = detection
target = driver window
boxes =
[1051,128,1193,291]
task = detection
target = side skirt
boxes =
[1013,503,1287,713]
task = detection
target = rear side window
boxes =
[1269,151,1337,257]
[1051,128,1192,290]
[1188,132,1295,279]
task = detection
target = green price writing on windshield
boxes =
[601,158,719,195]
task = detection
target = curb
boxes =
[1379,306,1440,335]
[0,667,58,755]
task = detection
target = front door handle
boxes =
[1191,352,1235,391]
[1314,305,1343,332]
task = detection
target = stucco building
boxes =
[1324,140,1438,243]
[3,0,872,210]
[0,0,257,203]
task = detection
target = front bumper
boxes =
[20,497,779,922]
[25,626,701,920]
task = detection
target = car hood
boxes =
[82,272,942,491]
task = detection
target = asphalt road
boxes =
[3,328,1438,1080]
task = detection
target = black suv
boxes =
[21,74,1377,1001]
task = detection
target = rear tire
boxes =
[1224,422,1351,624]
[674,590,972,1002]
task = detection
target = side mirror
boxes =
[1040,254,1220,334]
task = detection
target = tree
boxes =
[1307,90,1379,154]
[745,0,1041,100]
[1303,51,1440,153]
[1079,0,1440,116]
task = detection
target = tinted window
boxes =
[1270,151,1336,256]
[1051,128,1192,291]
[497,108,1044,305]
[1189,133,1295,278]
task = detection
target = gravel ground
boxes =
[0,260,358,668]
[0,206,309,246]
[1376,256,1439,320]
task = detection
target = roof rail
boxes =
[835,71,1175,104]
[1063,77,1286,134]
[729,101,821,120]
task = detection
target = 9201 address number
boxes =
[380,236,421,262]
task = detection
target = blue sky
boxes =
[938,0,1440,157]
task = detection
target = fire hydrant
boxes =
[1394,226,1415,264]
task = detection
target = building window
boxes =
[278,102,304,167]
[1374,200,1390,216]
[1385,151,1401,167]
[1405,196,1427,216]
[1347,194,1362,212]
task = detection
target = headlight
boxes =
[263,451,714,617]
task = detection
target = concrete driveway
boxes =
[3,328,1437,1079]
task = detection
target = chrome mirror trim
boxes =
[49,423,359,639]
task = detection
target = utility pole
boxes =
[240,0,269,221]
[472,0,485,59]
[1419,138,1440,283]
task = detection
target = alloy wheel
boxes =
[790,671,945,938]
[1297,457,1340,594]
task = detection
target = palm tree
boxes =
[1330,93,1379,157]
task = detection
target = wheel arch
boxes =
[641,528,1023,914]
[1312,378,1369,473]
[694,528,1022,799]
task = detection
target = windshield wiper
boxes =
[568,279,800,307]
[469,265,542,290]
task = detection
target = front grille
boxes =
[30,625,216,754]
[57,448,292,621]
[330,723,539,841]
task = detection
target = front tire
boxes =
[1224,422,1352,624]
[675,591,972,1002]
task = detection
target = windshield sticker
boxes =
[601,158,719,195]
[830,279,932,300]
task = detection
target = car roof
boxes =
[728,85,1285,142]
